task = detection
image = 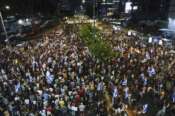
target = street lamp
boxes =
[81,0,86,14]
[5,5,10,10]
[0,5,10,42]
[82,0,85,4]
[102,0,107,17]
[18,19,24,25]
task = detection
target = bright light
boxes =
[26,18,29,22]
[82,0,85,4]
[128,31,132,36]
[148,37,152,43]
[159,40,163,45]
[18,19,24,25]
[133,6,138,10]
[5,5,10,10]
[125,2,132,13]
[168,18,175,30]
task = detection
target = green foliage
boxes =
[79,24,119,61]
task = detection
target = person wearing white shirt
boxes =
[79,103,85,116]
[70,105,77,116]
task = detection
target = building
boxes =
[169,0,175,19]
[57,0,72,16]
[130,0,171,21]
[82,0,121,18]
[95,0,121,18]
[168,0,175,30]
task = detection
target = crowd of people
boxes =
[0,24,175,116]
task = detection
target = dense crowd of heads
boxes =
[0,26,175,116]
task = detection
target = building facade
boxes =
[169,0,175,19]
[83,0,121,18]
[130,0,171,21]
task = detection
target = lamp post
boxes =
[93,0,96,39]
[0,12,7,40]
[103,0,106,17]
[82,0,86,14]
[0,5,10,42]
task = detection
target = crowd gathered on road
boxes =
[0,24,175,116]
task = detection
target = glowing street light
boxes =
[81,0,86,13]
[103,0,106,3]
[18,19,24,25]
[5,5,10,10]
[82,0,85,4]
[125,1,132,13]
[133,6,138,10]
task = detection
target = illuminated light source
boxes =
[133,6,138,10]
[148,37,152,43]
[168,18,175,30]
[26,18,29,22]
[18,19,24,25]
[128,30,132,36]
[5,5,10,10]
[82,0,85,4]
[125,1,132,13]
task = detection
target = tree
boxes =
[79,24,119,61]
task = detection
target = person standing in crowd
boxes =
[0,25,175,116]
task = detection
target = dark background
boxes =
[0,0,81,16]
[0,0,172,20]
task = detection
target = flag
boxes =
[15,82,21,93]
[143,104,148,113]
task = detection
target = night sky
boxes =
[0,0,81,16]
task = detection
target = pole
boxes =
[93,0,96,39]
[105,0,107,17]
[0,11,8,41]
